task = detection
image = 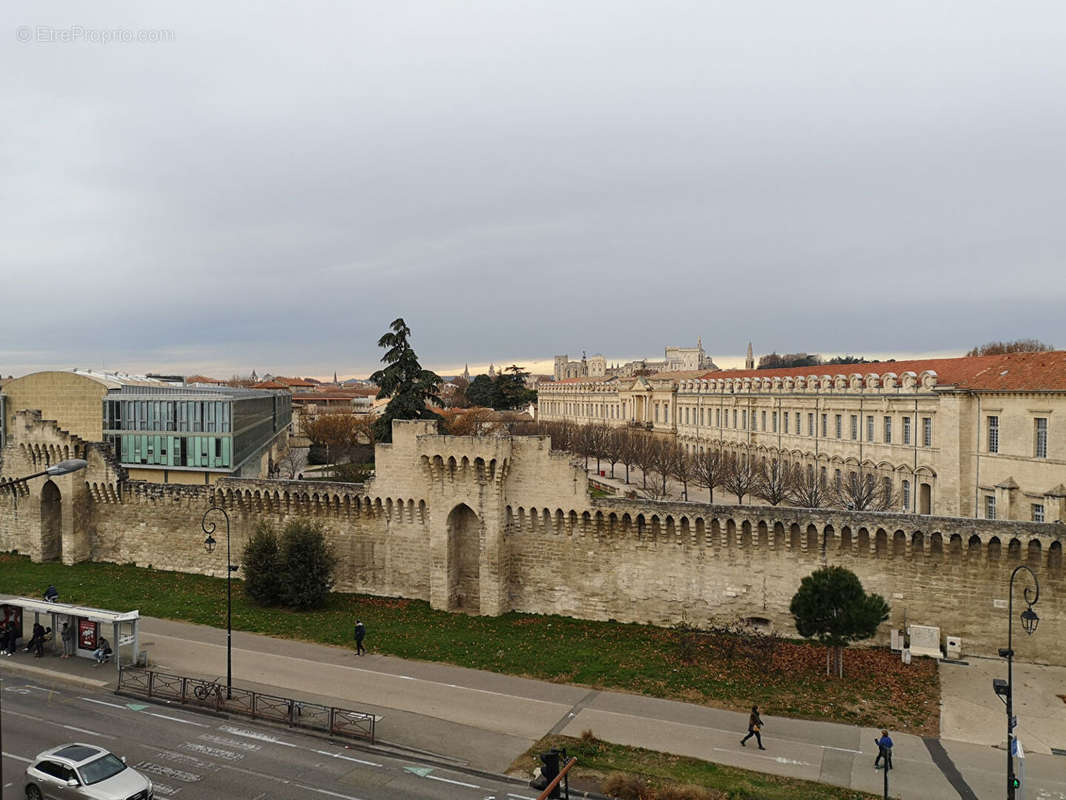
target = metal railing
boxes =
[117,667,375,742]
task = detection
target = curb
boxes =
[0,660,111,689]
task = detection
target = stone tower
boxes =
[745,342,754,370]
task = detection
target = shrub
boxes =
[242,522,283,605]
[278,520,337,610]
[602,772,652,800]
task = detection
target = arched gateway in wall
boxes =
[40,479,62,562]
[446,503,481,611]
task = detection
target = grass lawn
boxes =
[0,554,939,734]
[510,734,884,800]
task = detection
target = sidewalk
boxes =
[3,616,1065,800]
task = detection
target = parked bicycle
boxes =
[193,679,225,702]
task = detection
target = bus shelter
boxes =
[0,595,139,676]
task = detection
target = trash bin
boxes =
[599,470,605,477]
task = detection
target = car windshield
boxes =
[78,754,127,785]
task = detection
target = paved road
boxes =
[1,674,540,800]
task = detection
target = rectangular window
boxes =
[985,495,996,520]
[808,413,814,436]
[784,412,790,434]
[1035,418,1048,458]
[850,414,858,440]
[884,416,892,444]
[795,412,800,433]
[922,417,932,447]
[733,409,737,428]
[716,408,721,426]
[761,410,767,431]
[664,405,669,423]
[655,405,660,422]
[821,413,827,437]
[903,416,912,445]
[835,414,842,439]
[867,415,874,442]
[1032,503,1045,523]
[902,480,911,510]
[685,407,689,425]
[772,411,778,432]
[700,408,704,426]
[742,410,747,429]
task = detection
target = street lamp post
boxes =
[201,505,236,699]
[993,564,1040,800]
[1,458,88,798]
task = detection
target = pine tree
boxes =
[369,318,443,443]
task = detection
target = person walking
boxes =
[26,622,46,657]
[874,729,893,770]
[0,619,15,655]
[740,705,766,749]
[61,621,76,658]
[353,620,366,655]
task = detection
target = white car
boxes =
[24,743,153,800]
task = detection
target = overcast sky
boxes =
[4,1,1064,379]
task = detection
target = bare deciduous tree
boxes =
[692,445,726,504]
[278,448,302,479]
[832,468,899,511]
[789,464,832,509]
[672,444,694,501]
[601,428,626,479]
[754,458,793,506]
[649,438,677,497]
[721,451,759,504]
[630,433,657,490]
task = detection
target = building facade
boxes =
[1,370,291,484]
[537,352,1066,522]
[553,341,717,381]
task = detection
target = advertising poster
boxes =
[78,618,97,650]
[0,605,22,630]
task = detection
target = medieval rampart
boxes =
[1,419,1063,663]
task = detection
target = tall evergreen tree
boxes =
[370,318,443,443]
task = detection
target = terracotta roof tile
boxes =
[697,351,1066,391]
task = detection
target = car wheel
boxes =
[25,785,43,800]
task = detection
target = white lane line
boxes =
[821,744,863,754]
[508,794,536,800]
[425,774,481,788]
[63,724,115,739]
[293,784,367,800]
[145,711,209,727]
[2,752,33,763]
[712,747,813,767]
[312,749,382,767]
[80,697,126,709]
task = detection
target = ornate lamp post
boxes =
[992,564,1039,800]
[201,505,237,699]
[1,458,88,794]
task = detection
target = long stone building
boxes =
[537,351,1066,522]
[1,414,1063,664]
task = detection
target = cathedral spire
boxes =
[463,363,470,380]
[745,342,754,370]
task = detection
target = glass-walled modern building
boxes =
[103,385,291,480]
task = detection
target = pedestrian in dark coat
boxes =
[44,585,59,603]
[353,620,366,655]
[874,730,894,770]
[740,705,765,749]
[2,620,19,655]
[27,622,46,657]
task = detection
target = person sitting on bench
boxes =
[92,637,112,665]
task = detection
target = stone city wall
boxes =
[2,419,1063,664]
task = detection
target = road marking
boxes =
[293,784,368,800]
[182,742,244,761]
[404,766,434,777]
[426,774,481,788]
[2,751,33,763]
[63,724,115,739]
[146,711,209,727]
[821,745,862,754]
[712,747,814,767]
[312,748,382,767]
[507,794,536,800]
[219,725,297,746]
[199,734,261,751]
[134,761,202,783]
[81,697,126,709]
